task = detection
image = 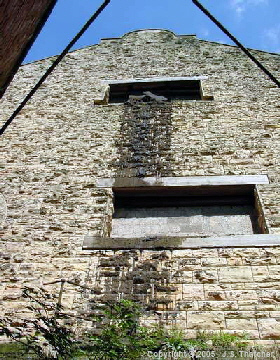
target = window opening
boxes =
[108,79,202,103]
[111,185,262,238]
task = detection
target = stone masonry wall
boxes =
[0,30,280,343]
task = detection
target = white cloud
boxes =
[230,0,268,18]
[263,25,280,53]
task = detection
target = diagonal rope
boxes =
[192,0,280,88]
[0,0,111,136]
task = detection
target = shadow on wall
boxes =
[81,251,181,332]
[113,98,174,177]
[84,98,178,328]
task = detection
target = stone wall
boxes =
[0,29,280,343]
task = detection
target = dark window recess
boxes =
[108,80,202,103]
[111,185,263,238]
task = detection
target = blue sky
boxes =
[24,0,280,63]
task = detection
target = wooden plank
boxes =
[102,76,208,85]
[96,175,269,188]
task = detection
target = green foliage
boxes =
[81,300,163,359]
[210,331,248,348]
[0,287,250,360]
[0,342,28,360]
[0,287,77,359]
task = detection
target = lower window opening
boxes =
[111,185,263,238]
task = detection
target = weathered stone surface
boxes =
[187,311,225,330]
[197,301,238,311]
[225,290,258,301]
[205,290,226,301]
[219,267,253,283]
[172,270,193,283]
[182,284,204,300]
[194,270,217,283]
[258,319,280,339]
[225,311,255,319]
[226,318,258,330]
[201,258,227,267]
[0,29,279,341]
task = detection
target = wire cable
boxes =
[192,0,280,88]
[0,0,111,136]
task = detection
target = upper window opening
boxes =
[108,79,202,103]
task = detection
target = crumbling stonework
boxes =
[0,29,280,343]
[115,99,173,178]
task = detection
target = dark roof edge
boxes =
[0,0,58,98]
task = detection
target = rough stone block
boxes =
[197,301,238,311]
[201,257,227,267]
[219,267,253,283]
[225,290,258,301]
[226,318,258,330]
[182,284,204,300]
[187,311,225,330]
[258,319,280,339]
